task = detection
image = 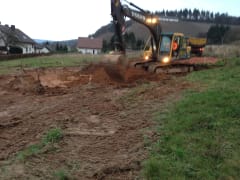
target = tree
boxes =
[44,41,49,46]
[162,9,166,16]
[207,24,230,44]
[63,45,68,52]
[210,12,214,21]
[200,10,205,21]
[102,39,109,53]
[178,9,183,19]
[187,9,192,20]
[193,9,200,20]
[56,42,59,51]
[55,43,68,52]
[182,9,188,19]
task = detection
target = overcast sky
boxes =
[0,0,239,41]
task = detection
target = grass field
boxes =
[0,52,145,75]
[204,45,240,58]
[143,57,240,179]
[0,54,103,74]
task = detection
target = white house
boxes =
[76,37,102,54]
[0,23,36,54]
[39,47,51,54]
[35,44,51,54]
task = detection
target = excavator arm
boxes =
[103,0,163,82]
[111,0,162,61]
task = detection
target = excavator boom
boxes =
[100,0,163,81]
[111,0,162,60]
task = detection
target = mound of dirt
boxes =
[83,63,169,84]
[0,66,154,94]
[1,74,43,94]
[1,56,219,95]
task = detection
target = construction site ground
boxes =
[0,57,218,179]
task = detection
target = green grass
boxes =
[17,128,63,161]
[42,127,63,145]
[0,54,102,74]
[143,57,240,179]
[17,144,43,161]
[53,169,69,180]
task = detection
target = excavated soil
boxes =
[0,62,206,179]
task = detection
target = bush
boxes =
[43,128,63,145]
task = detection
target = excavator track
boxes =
[148,62,194,74]
[128,56,219,74]
[154,64,194,74]
[129,60,195,74]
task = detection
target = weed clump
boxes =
[17,128,63,161]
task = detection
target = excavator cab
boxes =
[143,32,191,64]
[159,32,191,62]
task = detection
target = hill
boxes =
[94,20,240,43]
[34,39,55,44]
[34,39,78,52]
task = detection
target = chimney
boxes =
[11,25,15,31]
[5,24,9,28]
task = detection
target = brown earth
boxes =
[0,62,208,179]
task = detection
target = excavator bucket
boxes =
[100,54,129,82]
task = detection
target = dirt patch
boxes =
[0,64,172,95]
[0,64,194,179]
[82,63,168,84]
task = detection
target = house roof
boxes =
[0,24,35,44]
[77,37,102,49]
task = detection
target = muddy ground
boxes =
[0,62,199,179]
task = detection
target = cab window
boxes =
[160,36,171,52]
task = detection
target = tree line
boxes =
[207,24,230,44]
[100,8,239,52]
[102,24,233,52]
[156,9,240,25]
[102,32,145,53]
[55,42,68,52]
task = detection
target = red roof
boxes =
[77,37,103,49]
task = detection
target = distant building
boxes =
[76,37,102,54]
[35,44,51,54]
[159,16,179,22]
[0,22,36,54]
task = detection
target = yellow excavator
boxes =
[104,0,206,78]
[142,33,207,62]
[140,32,207,73]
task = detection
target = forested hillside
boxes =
[92,7,240,52]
